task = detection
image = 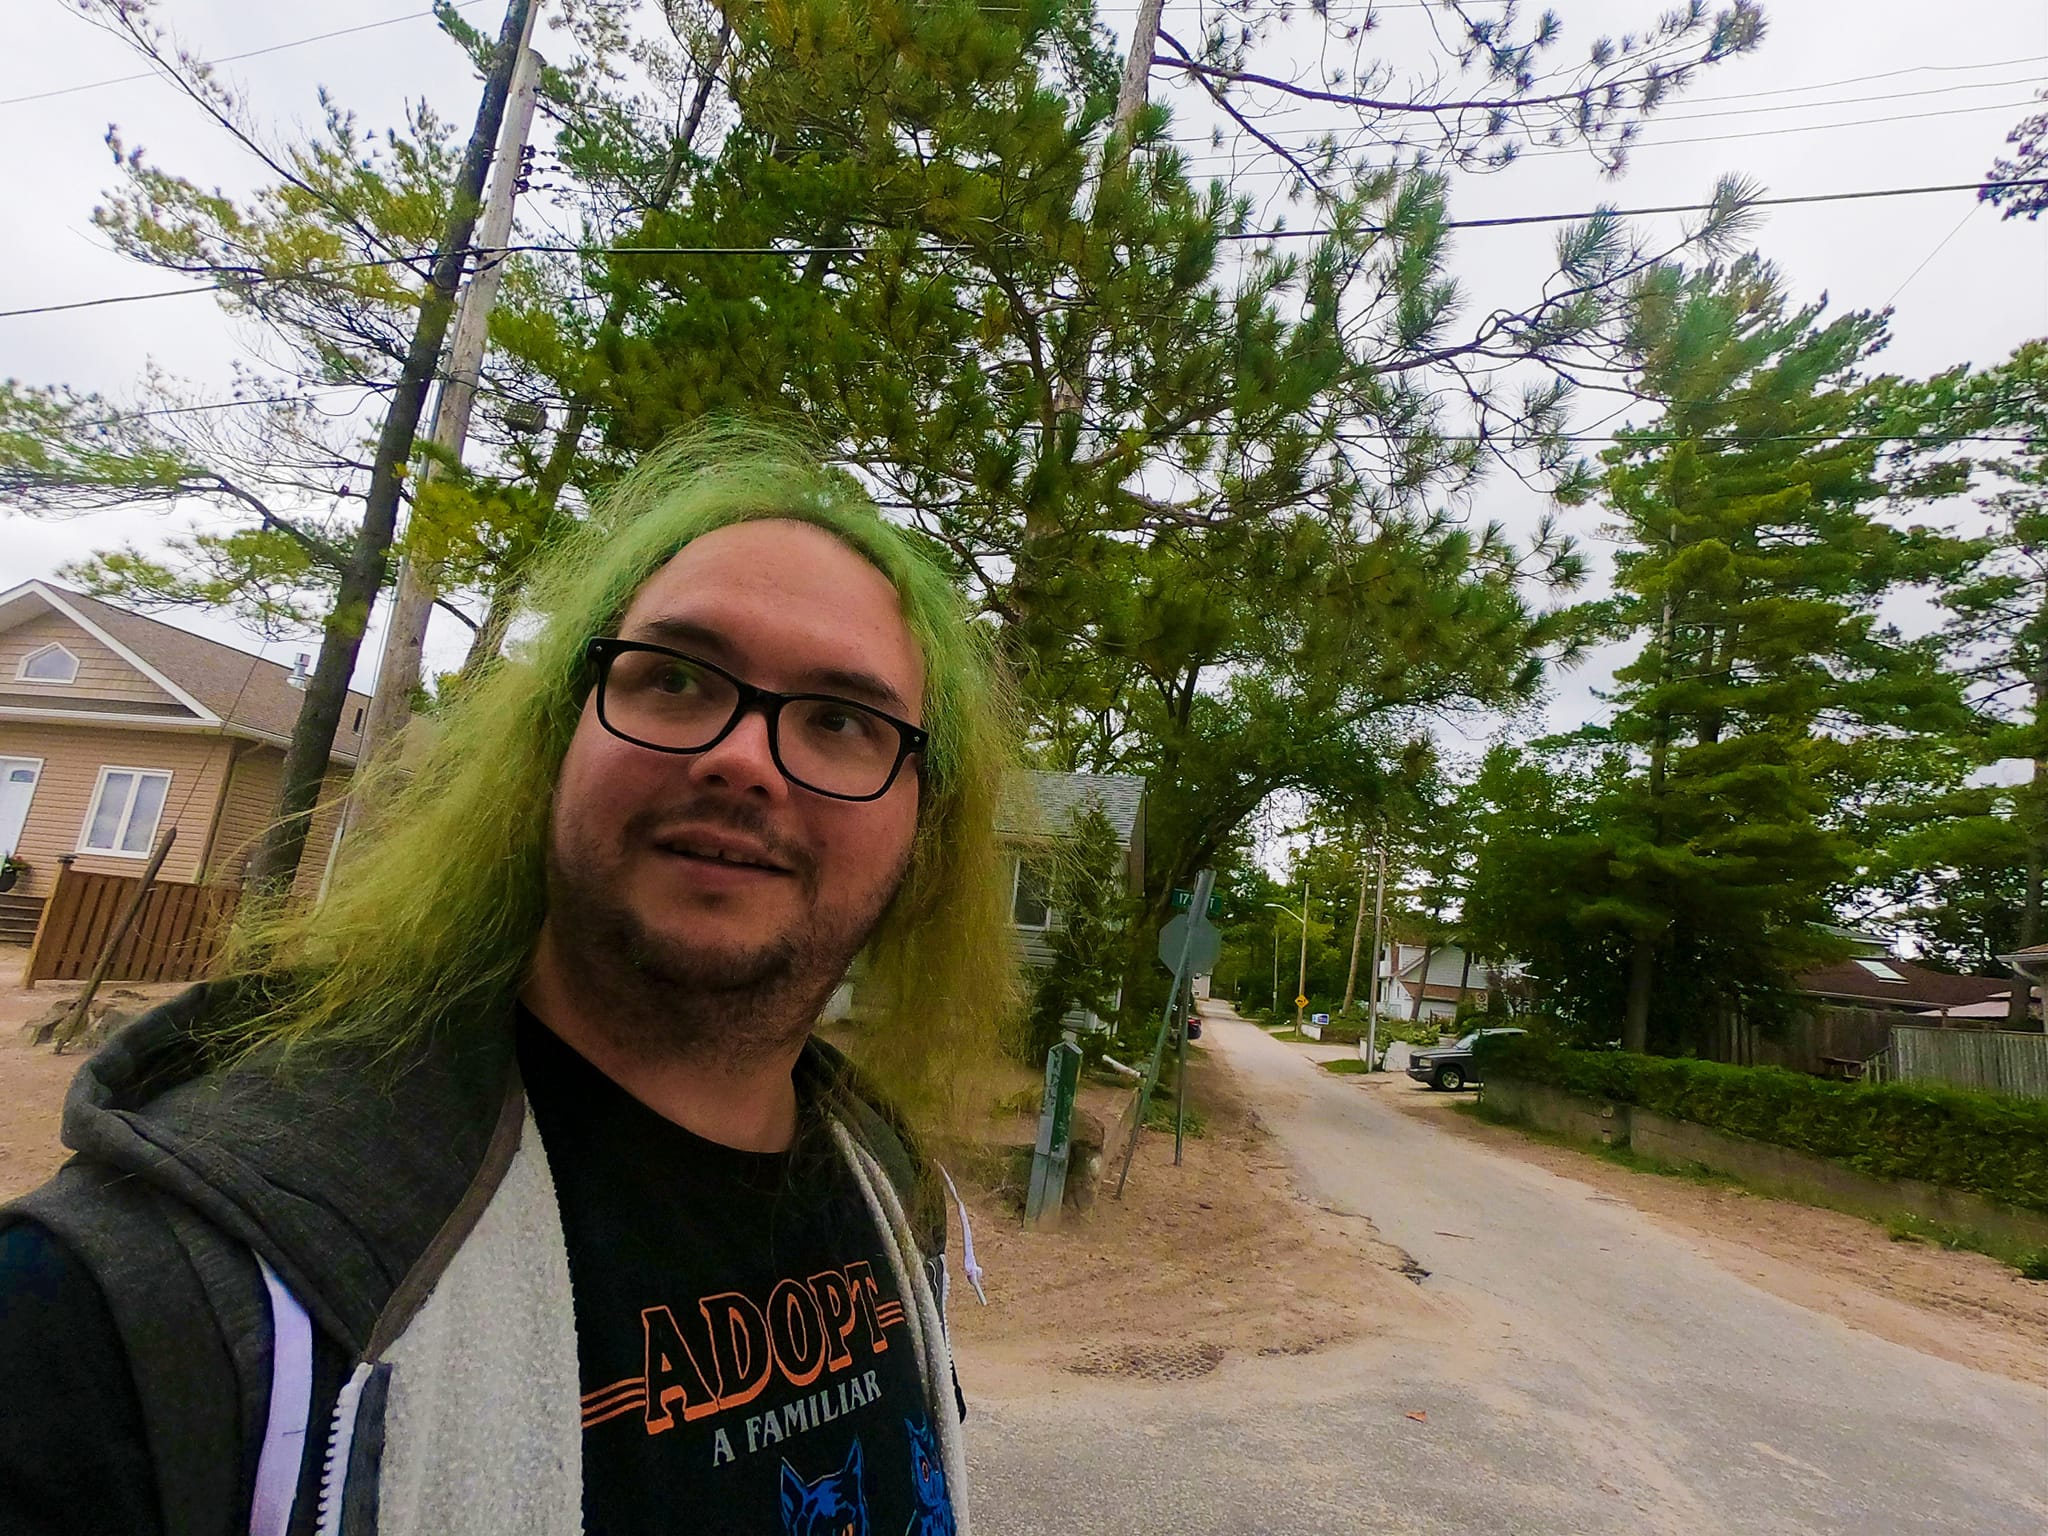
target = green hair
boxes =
[219,425,1021,1126]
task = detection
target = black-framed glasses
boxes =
[584,638,929,802]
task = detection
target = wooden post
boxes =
[49,827,176,1051]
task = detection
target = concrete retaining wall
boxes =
[1484,1078,2048,1252]
[1480,1077,1626,1146]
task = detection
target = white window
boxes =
[1854,959,1907,983]
[79,767,172,857]
[1011,858,1053,930]
[16,643,80,685]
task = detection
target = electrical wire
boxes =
[0,2,493,109]
[57,381,2040,449]
[7,175,2039,321]
[1162,69,2048,156]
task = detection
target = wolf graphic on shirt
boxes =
[780,1440,869,1536]
[904,1416,955,1536]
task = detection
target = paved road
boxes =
[966,1009,2048,1535]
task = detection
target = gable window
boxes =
[1011,858,1053,930]
[80,767,172,857]
[16,643,80,685]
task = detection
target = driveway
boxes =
[965,1010,2048,1535]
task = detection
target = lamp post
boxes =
[1265,878,1310,1031]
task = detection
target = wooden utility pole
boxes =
[1363,842,1388,1067]
[359,19,545,768]
[1341,853,1370,1013]
[1294,877,1310,1032]
[246,0,538,898]
[1112,0,1168,143]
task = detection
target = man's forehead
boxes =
[618,520,925,712]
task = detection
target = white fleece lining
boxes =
[373,1107,582,1536]
[832,1125,973,1536]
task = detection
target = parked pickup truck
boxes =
[1407,1027,1526,1092]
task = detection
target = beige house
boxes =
[0,581,365,942]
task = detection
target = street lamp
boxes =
[1266,879,1310,1031]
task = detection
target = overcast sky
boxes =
[3,0,2045,723]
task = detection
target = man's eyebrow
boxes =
[625,616,917,717]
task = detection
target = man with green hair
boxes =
[0,435,1018,1536]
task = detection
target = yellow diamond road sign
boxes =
[1295,994,1309,1009]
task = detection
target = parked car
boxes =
[1407,1027,1526,1091]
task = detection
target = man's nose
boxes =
[685,703,787,798]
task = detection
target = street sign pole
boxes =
[1116,868,1217,1197]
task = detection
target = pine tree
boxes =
[1487,259,1974,1051]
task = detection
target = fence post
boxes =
[47,827,176,1051]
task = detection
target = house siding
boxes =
[0,722,241,896]
[206,745,282,884]
[0,609,185,711]
[290,766,352,905]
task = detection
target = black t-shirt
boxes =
[517,1011,959,1536]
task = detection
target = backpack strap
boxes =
[251,1257,314,1536]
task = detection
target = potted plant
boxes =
[0,856,26,894]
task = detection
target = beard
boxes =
[542,793,909,1074]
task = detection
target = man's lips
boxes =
[650,827,796,876]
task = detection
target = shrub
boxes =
[1475,1034,2048,1214]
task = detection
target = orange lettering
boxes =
[700,1291,774,1410]
[640,1306,720,1433]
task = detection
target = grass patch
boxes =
[992,1086,1042,1118]
[1466,1100,2048,1279]
[1143,1099,1207,1137]
[1321,1058,1372,1075]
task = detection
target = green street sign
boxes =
[1170,889,1222,916]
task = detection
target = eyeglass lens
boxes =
[601,648,905,797]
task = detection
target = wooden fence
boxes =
[25,860,239,985]
[1886,1024,2048,1101]
[1706,1006,1906,1077]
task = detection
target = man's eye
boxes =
[653,665,700,695]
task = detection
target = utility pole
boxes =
[1363,841,1388,1068]
[1112,0,1168,146]
[1295,876,1310,1032]
[1341,852,1370,1013]
[358,13,545,769]
[248,0,539,898]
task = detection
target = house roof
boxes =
[0,581,369,763]
[1796,956,2010,1012]
[998,770,1146,846]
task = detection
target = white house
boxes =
[1374,942,1500,1022]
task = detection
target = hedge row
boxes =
[1474,1034,2048,1215]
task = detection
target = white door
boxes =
[0,757,42,861]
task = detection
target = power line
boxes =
[67,387,386,431]
[1649,52,2048,105]
[67,380,2035,450]
[1518,96,2040,161]
[1166,70,2048,157]
[0,2,493,109]
[6,176,2042,320]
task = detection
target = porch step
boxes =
[0,891,45,947]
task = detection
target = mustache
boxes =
[622,796,815,880]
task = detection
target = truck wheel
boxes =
[1435,1065,1465,1092]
